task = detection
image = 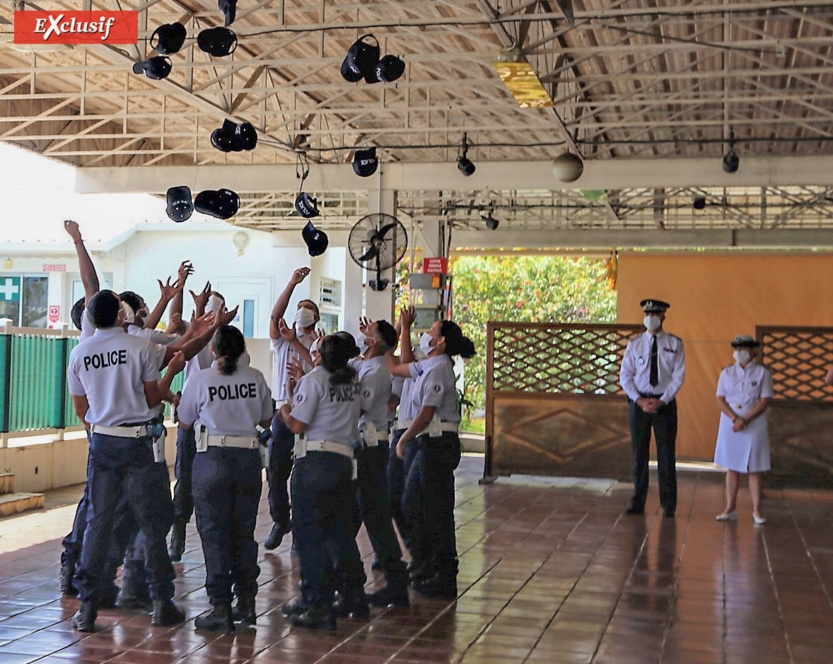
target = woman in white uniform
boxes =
[714,335,773,525]
[177,325,273,632]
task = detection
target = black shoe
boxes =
[60,565,77,597]
[371,558,383,571]
[625,505,644,515]
[168,519,187,562]
[195,604,234,633]
[232,596,256,624]
[281,597,308,617]
[151,599,186,626]
[265,523,289,551]
[663,508,675,518]
[331,591,347,618]
[414,575,457,600]
[409,564,432,585]
[291,605,336,631]
[72,601,97,632]
[343,588,370,619]
[97,584,120,609]
[367,583,410,608]
[115,585,152,611]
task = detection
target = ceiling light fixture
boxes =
[481,213,500,230]
[723,128,739,174]
[457,133,475,176]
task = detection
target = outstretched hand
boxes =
[291,267,311,285]
[278,317,297,343]
[63,219,82,241]
[190,281,211,312]
[177,260,194,286]
[158,276,179,301]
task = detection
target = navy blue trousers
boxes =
[629,399,678,512]
[172,427,197,522]
[268,411,295,529]
[402,433,461,578]
[386,430,419,557]
[74,434,175,603]
[193,447,262,605]
[354,443,406,575]
[291,453,366,608]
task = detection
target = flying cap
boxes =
[302,220,328,256]
[194,188,240,220]
[352,147,378,177]
[166,185,194,222]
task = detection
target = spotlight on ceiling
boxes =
[457,132,475,176]
[552,152,584,182]
[481,214,500,230]
[723,128,739,174]
[692,196,706,211]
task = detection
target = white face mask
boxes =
[295,306,316,330]
[419,332,435,355]
[121,301,135,324]
[309,337,321,362]
[356,331,372,350]
[644,314,661,331]
[733,350,752,365]
[205,294,224,315]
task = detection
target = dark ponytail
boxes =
[213,325,246,376]
[440,320,476,359]
[321,332,358,386]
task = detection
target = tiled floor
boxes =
[1,457,833,663]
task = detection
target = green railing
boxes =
[0,327,182,434]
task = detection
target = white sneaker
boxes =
[716,511,737,522]
[753,513,766,525]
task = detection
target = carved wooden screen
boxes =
[756,325,833,488]
[757,326,833,403]
[485,323,642,480]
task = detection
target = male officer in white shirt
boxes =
[67,290,187,632]
[265,267,319,550]
[619,299,686,518]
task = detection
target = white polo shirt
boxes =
[271,333,312,403]
[357,355,392,431]
[290,366,362,448]
[408,354,460,423]
[177,357,273,437]
[68,326,166,426]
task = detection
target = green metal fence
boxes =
[0,328,182,434]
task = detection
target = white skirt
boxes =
[714,402,770,473]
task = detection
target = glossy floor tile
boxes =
[1,457,832,663]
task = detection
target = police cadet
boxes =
[714,335,773,525]
[393,317,476,600]
[354,318,410,608]
[386,308,422,580]
[60,220,100,597]
[167,279,226,562]
[67,290,188,632]
[266,267,320,551]
[176,325,273,632]
[620,299,686,518]
[278,333,369,630]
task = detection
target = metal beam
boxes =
[75,155,833,195]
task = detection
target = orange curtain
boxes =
[617,254,833,460]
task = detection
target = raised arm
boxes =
[64,220,99,305]
[270,267,310,339]
[144,276,181,332]
[168,261,194,333]
[398,306,416,365]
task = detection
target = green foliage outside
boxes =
[450,256,618,431]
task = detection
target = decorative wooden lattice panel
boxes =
[757,326,833,403]
[488,323,643,397]
[485,323,643,480]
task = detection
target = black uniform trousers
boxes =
[402,432,461,579]
[268,410,295,530]
[291,452,366,609]
[386,430,419,557]
[629,398,678,513]
[192,446,262,605]
[74,433,175,603]
[353,443,407,578]
[172,427,197,522]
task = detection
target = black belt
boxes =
[639,393,664,399]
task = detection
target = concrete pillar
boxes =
[363,188,396,323]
